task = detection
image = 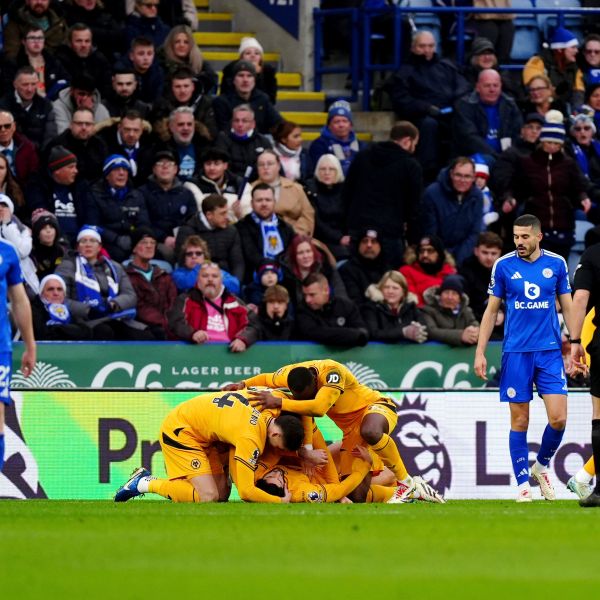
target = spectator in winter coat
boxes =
[138,150,197,263]
[361,270,428,344]
[171,234,240,295]
[257,284,294,341]
[342,121,422,268]
[295,272,368,346]
[167,262,258,351]
[213,60,282,135]
[304,154,349,260]
[0,66,58,149]
[399,235,457,307]
[420,157,484,267]
[242,257,284,308]
[235,183,295,282]
[87,155,151,262]
[390,30,471,180]
[339,228,390,306]
[125,0,170,49]
[272,120,313,184]
[421,275,480,347]
[308,100,365,176]
[0,110,40,188]
[213,104,272,179]
[124,227,178,339]
[175,193,244,284]
[566,110,600,205]
[452,69,523,159]
[29,209,68,281]
[25,145,92,245]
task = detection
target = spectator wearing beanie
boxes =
[30,208,68,280]
[213,59,282,134]
[220,37,278,104]
[421,274,480,347]
[510,109,591,260]
[0,193,39,294]
[257,284,294,341]
[399,235,457,307]
[566,109,600,206]
[87,154,151,263]
[308,100,365,176]
[242,257,284,307]
[523,27,585,109]
[26,145,92,245]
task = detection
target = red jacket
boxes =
[399,261,456,307]
[13,131,39,187]
[125,264,177,330]
[167,286,258,347]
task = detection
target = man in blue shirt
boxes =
[0,229,36,472]
[474,214,577,502]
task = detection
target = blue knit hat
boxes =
[549,27,579,50]
[539,109,566,144]
[327,100,352,124]
[103,154,132,177]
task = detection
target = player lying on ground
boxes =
[114,388,313,503]
[223,359,445,503]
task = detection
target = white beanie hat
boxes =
[76,225,102,243]
[40,273,66,293]
[0,193,14,214]
[238,37,263,56]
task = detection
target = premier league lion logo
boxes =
[391,394,452,495]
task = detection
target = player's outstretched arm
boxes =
[474,296,502,381]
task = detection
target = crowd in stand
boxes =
[2,1,600,351]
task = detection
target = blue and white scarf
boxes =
[43,301,72,326]
[250,211,283,258]
[572,140,600,177]
[74,255,119,313]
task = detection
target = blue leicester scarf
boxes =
[572,140,600,177]
[43,301,72,326]
[251,211,283,258]
[74,255,119,314]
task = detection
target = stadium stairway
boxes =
[193,0,374,144]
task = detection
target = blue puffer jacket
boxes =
[420,168,483,266]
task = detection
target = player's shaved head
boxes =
[288,367,317,398]
[274,414,304,450]
[514,214,541,233]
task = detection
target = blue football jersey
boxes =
[0,239,24,353]
[488,250,570,353]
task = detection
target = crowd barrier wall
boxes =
[1,388,591,501]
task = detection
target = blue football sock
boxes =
[537,423,565,468]
[509,429,529,485]
[0,433,4,472]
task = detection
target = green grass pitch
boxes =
[2,500,600,599]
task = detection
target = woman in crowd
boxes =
[55,225,153,340]
[172,234,240,295]
[30,209,68,280]
[0,153,25,221]
[361,270,428,344]
[281,234,347,306]
[271,120,313,184]
[158,25,217,93]
[251,150,315,236]
[220,36,277,104]
[520,74,567,120]
[304,153,349,261]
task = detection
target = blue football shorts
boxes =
[0,351,12,406]
[499,349,567,403]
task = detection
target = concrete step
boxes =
[193,32,254,48]
[197,13,233,33]
[202,51,280,70]
[276,91,325,112]
[302,131,373,143]
[194,0,209,7]
[281,111,327,127]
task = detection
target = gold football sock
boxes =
[148,478,200,503]
[368,485,395,503]
[370,433,408,481]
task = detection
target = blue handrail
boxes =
[313,5,600,110]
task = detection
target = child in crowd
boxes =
[471,154,498,230]
[243,257,283,309]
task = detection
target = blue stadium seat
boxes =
[511,0,542,61]
[535,0,583,42]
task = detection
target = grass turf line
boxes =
[2,500,599,599]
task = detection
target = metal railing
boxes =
[313,5,600,110]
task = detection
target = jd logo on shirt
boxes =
[524,281,540,300]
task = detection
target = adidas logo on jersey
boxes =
[511,272,523,279]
